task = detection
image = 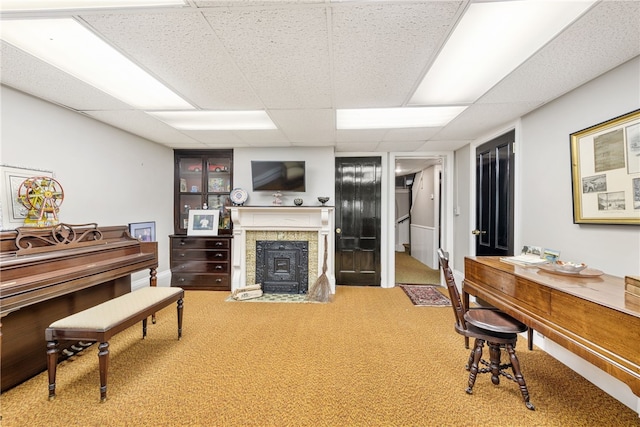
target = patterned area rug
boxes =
[399,284,451,306]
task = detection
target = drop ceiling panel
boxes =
[435,102,542,140]
[177,129,247,145]
[202,7,332,109]
[270,109,335,143]
[84,110,202,144]
[335,141,380,152]
[382,127,441,142]
[376,140,425,152]
[336,129,388,143]
[82,11,263,109]
[479,0,640,106]
[0,42,131,111]
[331,1,462,108]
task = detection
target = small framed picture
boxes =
[129,221,156,242]
[187,209,219,236]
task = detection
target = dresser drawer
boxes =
[172,249,229,262]
[171,237,230,250]
[171,273,230,290]
[170,261,229,273]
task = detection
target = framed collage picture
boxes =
[570,109,640,225]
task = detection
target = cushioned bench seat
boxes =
[46,286,184,402]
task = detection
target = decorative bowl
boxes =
[318,196,330,205]
[553,261,587,273]
[294,198,303,206]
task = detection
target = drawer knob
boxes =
[180,241,186,246]
[215,242,223,246]
[215,278,222,283]
[215,265,223,270]
[178,277,185,282]
[180,253,186,257]
[215,253,223,258]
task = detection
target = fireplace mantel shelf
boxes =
[229,206,335,294]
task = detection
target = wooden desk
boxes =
[463,256,640,398]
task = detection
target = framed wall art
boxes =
[187,209,219,236]
[570,109,640,225]
[0,165,54,230]
[129,221,156,242]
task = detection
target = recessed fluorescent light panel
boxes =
[0,18,192,110]
[336,107,467,129]
[0,0,185,11]
[410,0,596,105]
[148,111,278,130]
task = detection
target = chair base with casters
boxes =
[438,248,535,410]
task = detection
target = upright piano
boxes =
[463,256,640,399]
[0,223,158,392]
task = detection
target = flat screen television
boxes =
[251,161,306,192]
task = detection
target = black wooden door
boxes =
[335,157,382,286]
[475,130,515,256]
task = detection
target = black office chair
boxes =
[437,248,534,410]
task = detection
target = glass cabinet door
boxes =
[174,150,233,234]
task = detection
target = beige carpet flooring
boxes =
[395,251,441,285]
[1,287,638,426]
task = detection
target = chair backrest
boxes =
[437,248,467,331]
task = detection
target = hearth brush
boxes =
[307,234,331,303]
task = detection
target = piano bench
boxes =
[45,286,184,402]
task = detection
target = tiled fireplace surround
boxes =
[229,206,336,294]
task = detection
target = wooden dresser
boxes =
[169,235,231,291]
[463,256,640,398]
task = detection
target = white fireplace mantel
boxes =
[229,206,335,293]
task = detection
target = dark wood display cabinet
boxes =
[172,149,233,291]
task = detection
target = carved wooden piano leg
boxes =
[177,298,183,340]
[466,338,484,394]
[506,343,535,410]
[488,342,502,385]
[47,340,59,400]
[98,342,109,402]
[150,267,157,324]
[142,318,148,339]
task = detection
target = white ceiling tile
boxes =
[382,127,441,142]
[376,140,425,152]
[82,11,263,109]
[435,102,542,140]
[83,110,201,145]
[202,7,332,109]
[178,130,247,145]
[479,1,640,105]
[331,2,462,108]
[269,109,335,142]
[233,129,291,144]
[335,141,380,152]
[336,129,388,143]
[1,42,131,111]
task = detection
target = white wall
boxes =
[0,86,175,284]
[518,57,640,278]
[233,146,335,207]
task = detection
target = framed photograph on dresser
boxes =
[570,109,640,225]
[187,209,219,236]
